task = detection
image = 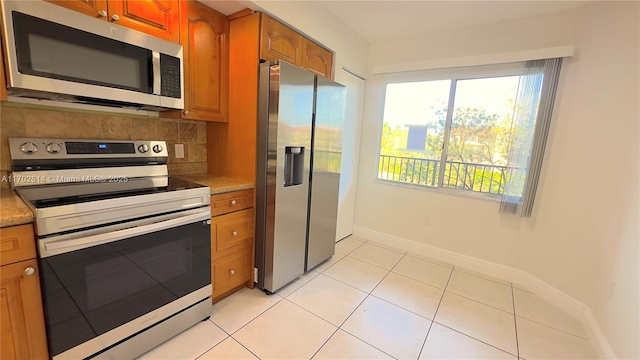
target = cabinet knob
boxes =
[183,110,190,115]
[232,231,238,236]
[24,267,36,276]
[98,10,107,17]
[111,14,120,21]
[229,269,235,275]
[230,200,237,205]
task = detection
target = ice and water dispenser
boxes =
[284,146,304,187]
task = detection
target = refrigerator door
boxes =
[306,76,346,271]
[256,61,314,292]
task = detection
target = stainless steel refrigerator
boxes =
[255,61,346,293]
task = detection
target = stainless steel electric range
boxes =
[9,138,212,360]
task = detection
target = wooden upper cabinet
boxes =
[302,40,333,79]
[260,16,303,66]
[45,0,108,19]
[107,0,180,43]
[46,0,179,43]
[175,0,229,122]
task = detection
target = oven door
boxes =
[38,207,211,358]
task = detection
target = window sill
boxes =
[375,178,502,202]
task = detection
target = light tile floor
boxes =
[138,236,598,360]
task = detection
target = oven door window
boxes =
[12,12,153,94]
[39,221,211,357]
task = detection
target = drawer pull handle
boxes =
[230,269,235,275]
[24,267,36,276]
[232,231,238,236]
[230,200,237,205]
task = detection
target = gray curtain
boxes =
[500,58,563,217]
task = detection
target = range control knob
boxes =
[46,143,62,154]
[152,144,163,153]
[138,144,150,153]
[20,142,37,154]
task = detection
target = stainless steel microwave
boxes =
[1,1,184,110]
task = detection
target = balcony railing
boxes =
[378,154,511,195]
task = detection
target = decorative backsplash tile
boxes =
[0,103,208,186]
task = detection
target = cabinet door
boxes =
[0,259,48,360]
[212,246,252,299]
[0,224,36,266]
[211,209,254,257]
[260,16,303,66]
[180,0,229,122]
[107,0,180,43]
[302,40,333,79]
[45,0,108,19]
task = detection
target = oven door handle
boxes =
[43,211,210,253]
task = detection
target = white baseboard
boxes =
[352,226,617,359]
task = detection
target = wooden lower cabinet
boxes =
[212,245,252,299]
[0,224,48,360]
[210,191,254,302]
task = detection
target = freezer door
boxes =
[306,76,346,271]
[256,61,314,293]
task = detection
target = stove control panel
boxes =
[9,138,169,160]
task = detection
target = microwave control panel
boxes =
[160,54,181,99]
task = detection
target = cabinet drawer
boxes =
[212,246,251,297]
[212,209,253,257]
[210,189,252,216]
[0,224,36,266]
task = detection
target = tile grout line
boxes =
[513,314,590,341]
[191,322,228,360]
[309,257,398,360]
[444,289,516,315]
[316,238,369,274]
[277,271,321,299]
[227,336,263,360]
[221,293,285,337]
[454,267,513,288]
[511,283,521,359]
[312,251,407,360]
[430,321,519,358]
[404,253,455,269]
[417,264,455,359]
[388,268,448,290]
[322,252,410,360]
[361,240,408,255]
[341,251,404,272]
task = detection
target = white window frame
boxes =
[374,62,532,200]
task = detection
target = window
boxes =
[377,58,562,215]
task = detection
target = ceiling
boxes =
[198,0,247,15]
[320,1,589,43]
[201,1,589,44]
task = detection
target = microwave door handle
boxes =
[152,51,161,95]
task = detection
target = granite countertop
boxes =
[176,174,254,195]
[0,188,34,228]
[0,175,253,228]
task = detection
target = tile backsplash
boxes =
[0,103,207,185]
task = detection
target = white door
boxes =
[336,68,366,241]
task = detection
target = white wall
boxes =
[355,2,639,358]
